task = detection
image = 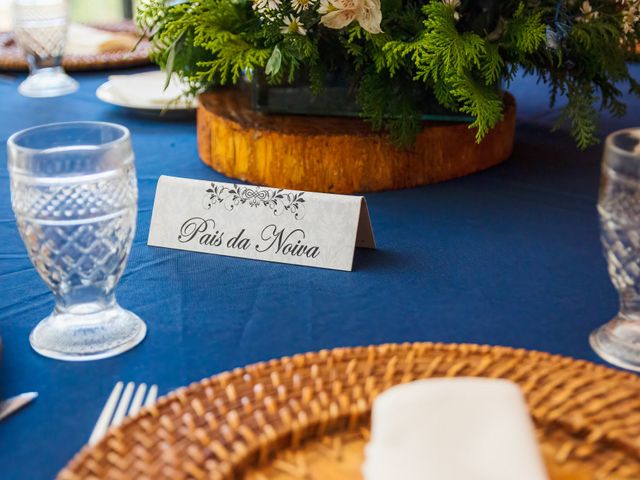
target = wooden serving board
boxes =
[197,88,516,193]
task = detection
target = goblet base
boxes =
[18,67,78,98]
[29,304,146,361]
[590,316,640,372]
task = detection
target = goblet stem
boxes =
[619,290,640,320]
[53,291,117,317]
[18,60,78,98]
[27,51,61,71]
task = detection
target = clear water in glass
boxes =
[7,122,146,361]
[590,128,640,371]
[12,0,78,97]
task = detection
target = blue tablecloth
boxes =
[1,65,638,479]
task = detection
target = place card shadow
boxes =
[352,247,409,272]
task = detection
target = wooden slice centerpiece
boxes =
[197,88,516,193]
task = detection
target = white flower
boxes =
[319,0,382,34]
[253,0,281,12]
[620,1,640,34]
[577,1,599,22]
[280,15,307,35]
[291,0,314,12]
[616,0,640,28]
[442,0,461,21]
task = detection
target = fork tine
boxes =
[111,382,135,428]
[89,382,124,446]
[128,383,147,416]
[144,384,158,407]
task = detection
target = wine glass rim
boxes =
[7,121,130,153]
[605,128,640,157]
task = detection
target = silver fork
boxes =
[88,381,158,445]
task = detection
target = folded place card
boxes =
[148,176,375,271]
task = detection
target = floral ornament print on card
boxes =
[204,184,306,220]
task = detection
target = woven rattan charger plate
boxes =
[59,343,640,480]
[0,21,150,71]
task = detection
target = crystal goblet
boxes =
[12,0,78,98]
[7,122,146,361]
[590,128,640,371]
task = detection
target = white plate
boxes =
[96,80,197,116]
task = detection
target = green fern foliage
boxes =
[138,0,640,149]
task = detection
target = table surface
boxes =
[1,66,638,479]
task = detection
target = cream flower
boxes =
[621,2,640,34]
[610,0,640,38]
[280,15,307,35]
[442,0,461,21]
[291,0,314,12]
[319,0,382,34]
[577,0,599,22]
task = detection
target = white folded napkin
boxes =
[107,70,194,109]
[363,378,549,480]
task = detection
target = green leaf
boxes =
[164,30,186,90]
[164,46,177,90]
[265,45,282,76]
